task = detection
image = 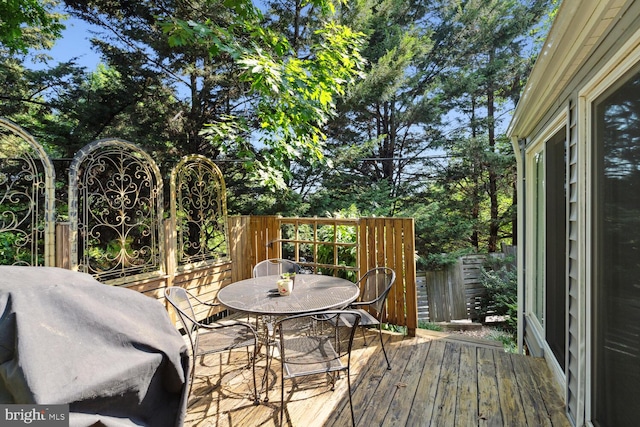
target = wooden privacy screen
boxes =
[57,215,418,335]
[358,217,417,336]
[229,215,418,336]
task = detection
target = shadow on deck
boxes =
[184,328,570,426]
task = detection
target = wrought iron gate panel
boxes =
[0,118,55,266]
[170,155,229,269]
[69,139,164,284]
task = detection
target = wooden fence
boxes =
[53,215,419,335]
[228,215,418,335]
[417,255,485,322]
[417,248,515,323]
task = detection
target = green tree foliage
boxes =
[1,59,180,167]
[0,1,74,155]
[52,0,365,188]
[479,255,517,331]
[423,0,550,253]
[61,0,234,158]
[0,59,84,154]
[423,133,516,256]
[300,0,550,265]
[309,0,441,217]
[0,0,557,268]
[0,0,64,53]
[164,0,366,188]
[51,63,180,160]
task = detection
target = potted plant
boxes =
[281,272,296,290]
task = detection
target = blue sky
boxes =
[32,16,101,70]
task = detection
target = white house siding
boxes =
[566,99,580,427]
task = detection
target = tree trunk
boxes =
[487,51,499,253]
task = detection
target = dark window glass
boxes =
[545,130,567,371]
[593,68,640,427]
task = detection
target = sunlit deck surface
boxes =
[184,327,570,427]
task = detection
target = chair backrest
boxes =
[356,267,396,317]
[253,258,301,277]
[276,310,361,371]
[164,287,199,351]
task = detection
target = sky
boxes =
[31,16,101,71]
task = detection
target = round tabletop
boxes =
[217,274,360,316]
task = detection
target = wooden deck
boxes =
[184,328,570,426]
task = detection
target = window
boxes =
[593,66,640,426]
[545,131,567,370]
[528,125,567,369]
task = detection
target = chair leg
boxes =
[379,324,391,370]
[347,368,355,427]
[280,366,285,427]
[329,371,338,390]
[245,347,251,367]
[251,347,260,405]
[187,359,195,396]
[186,342,198,397]
[265,344,271,402]
[361,325,368,346]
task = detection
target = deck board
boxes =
[522,355,570,427]
[184,329,571,427]
[405,339,445,426]
[511,353,553,427]
[495,350,529,426]
[353,333,409,426]
[430,341,461,426]
[477,346,502,426]
[323,333,385,426]
[456,343,479,426]
[383,339,432,426]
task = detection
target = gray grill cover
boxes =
[0,267,189,427]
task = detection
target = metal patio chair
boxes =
[272,310,361,427]
[345,267,396,370]
[253,258,301,278]
[251,257,301,333]
[164,286,259,404]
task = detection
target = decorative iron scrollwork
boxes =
[171,155,229,268]
[0,118,55,266]
[69,139,164,283]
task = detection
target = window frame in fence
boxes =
[276,217,360,279]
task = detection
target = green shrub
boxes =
[420,248,477,271]
[479,255,517,331]
[418,321,443,332]
[487,327,518,353]
[381,323,407,334]
[0,231,42,265]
